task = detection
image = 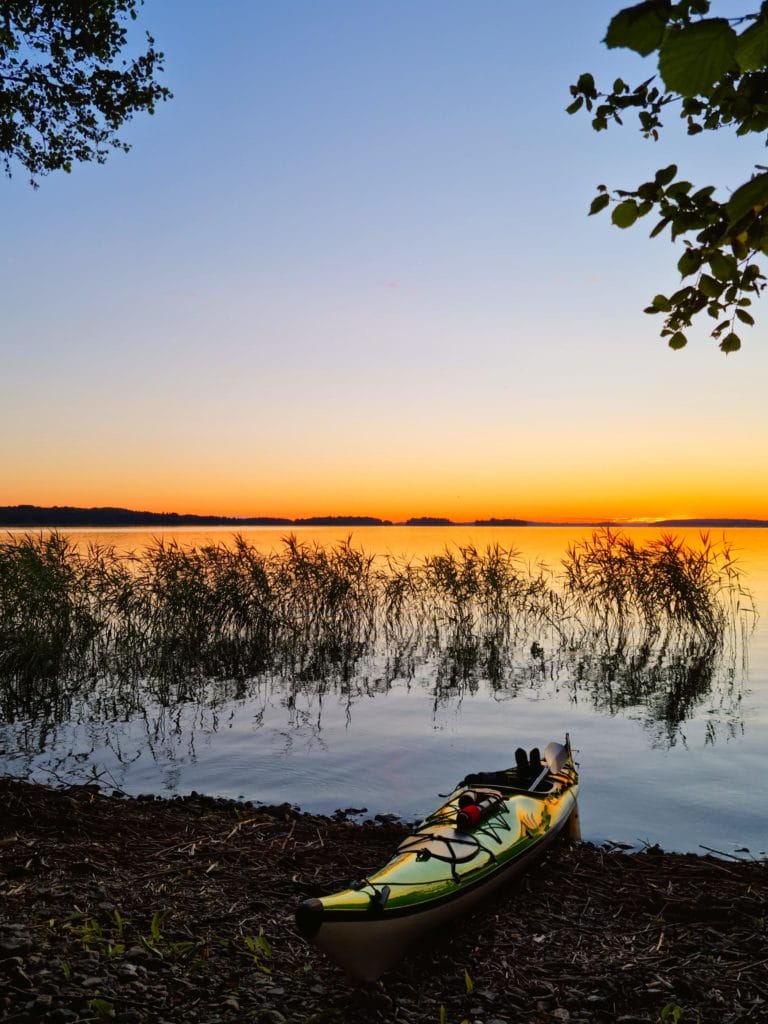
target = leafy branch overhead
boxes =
[569,0,768,352]
[0,0,170,183]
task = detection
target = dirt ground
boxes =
[1,778,766,1024]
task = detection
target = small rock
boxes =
[369,992,393,1012]
[0,931,32,957]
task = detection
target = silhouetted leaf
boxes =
[605,2,671,56]
[659,20,738,96]
[665,180,692,197]
[668,331,688,349]
[735,17,768,72]
[655,164,678,186]
[612,199,639,227]
[731,233,749,259]
[699,274,723,298]
[708,251,737,281]
[677,250,701,276]
[649,217,671,237]
[720,332,741,353]
[652,293,672,311]
[735,307,755,325]
[589,193,611,215]
[726,172,768,228]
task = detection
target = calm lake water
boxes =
[1,525,766,857]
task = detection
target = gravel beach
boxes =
[1,778,765,1024]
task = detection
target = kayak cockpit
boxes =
[459,770,557,795]
[459,741,576,795]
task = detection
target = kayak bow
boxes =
[296,735,579,981]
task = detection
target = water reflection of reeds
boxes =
[0,530,757,745]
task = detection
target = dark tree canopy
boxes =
[569,0,768,352]
[0,0,170,183]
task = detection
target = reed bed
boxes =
[0,529,756,731]
[560,530,749,652]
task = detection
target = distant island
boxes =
[474,517,529,526]
[293,516,392,526]
[0,506,295,528]
[0,506,766,529]
[0,507,395,528]
[405,517,454,526]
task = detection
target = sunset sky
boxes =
[3,0,767,523]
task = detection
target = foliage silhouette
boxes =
[570,1,768,351]
[0,0,170,183]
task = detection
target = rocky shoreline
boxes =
[1,778,766,1023]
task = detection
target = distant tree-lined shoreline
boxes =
[1,506,766,529]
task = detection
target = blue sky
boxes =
[2,0,767,520]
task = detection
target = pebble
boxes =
[0,925,32,956]
[368,992,393,1011]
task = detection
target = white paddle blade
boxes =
[542,739,569,773]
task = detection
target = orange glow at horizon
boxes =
[5,473,766,525]
[3,408,766,524]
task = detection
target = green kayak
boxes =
[296,736,579,981]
